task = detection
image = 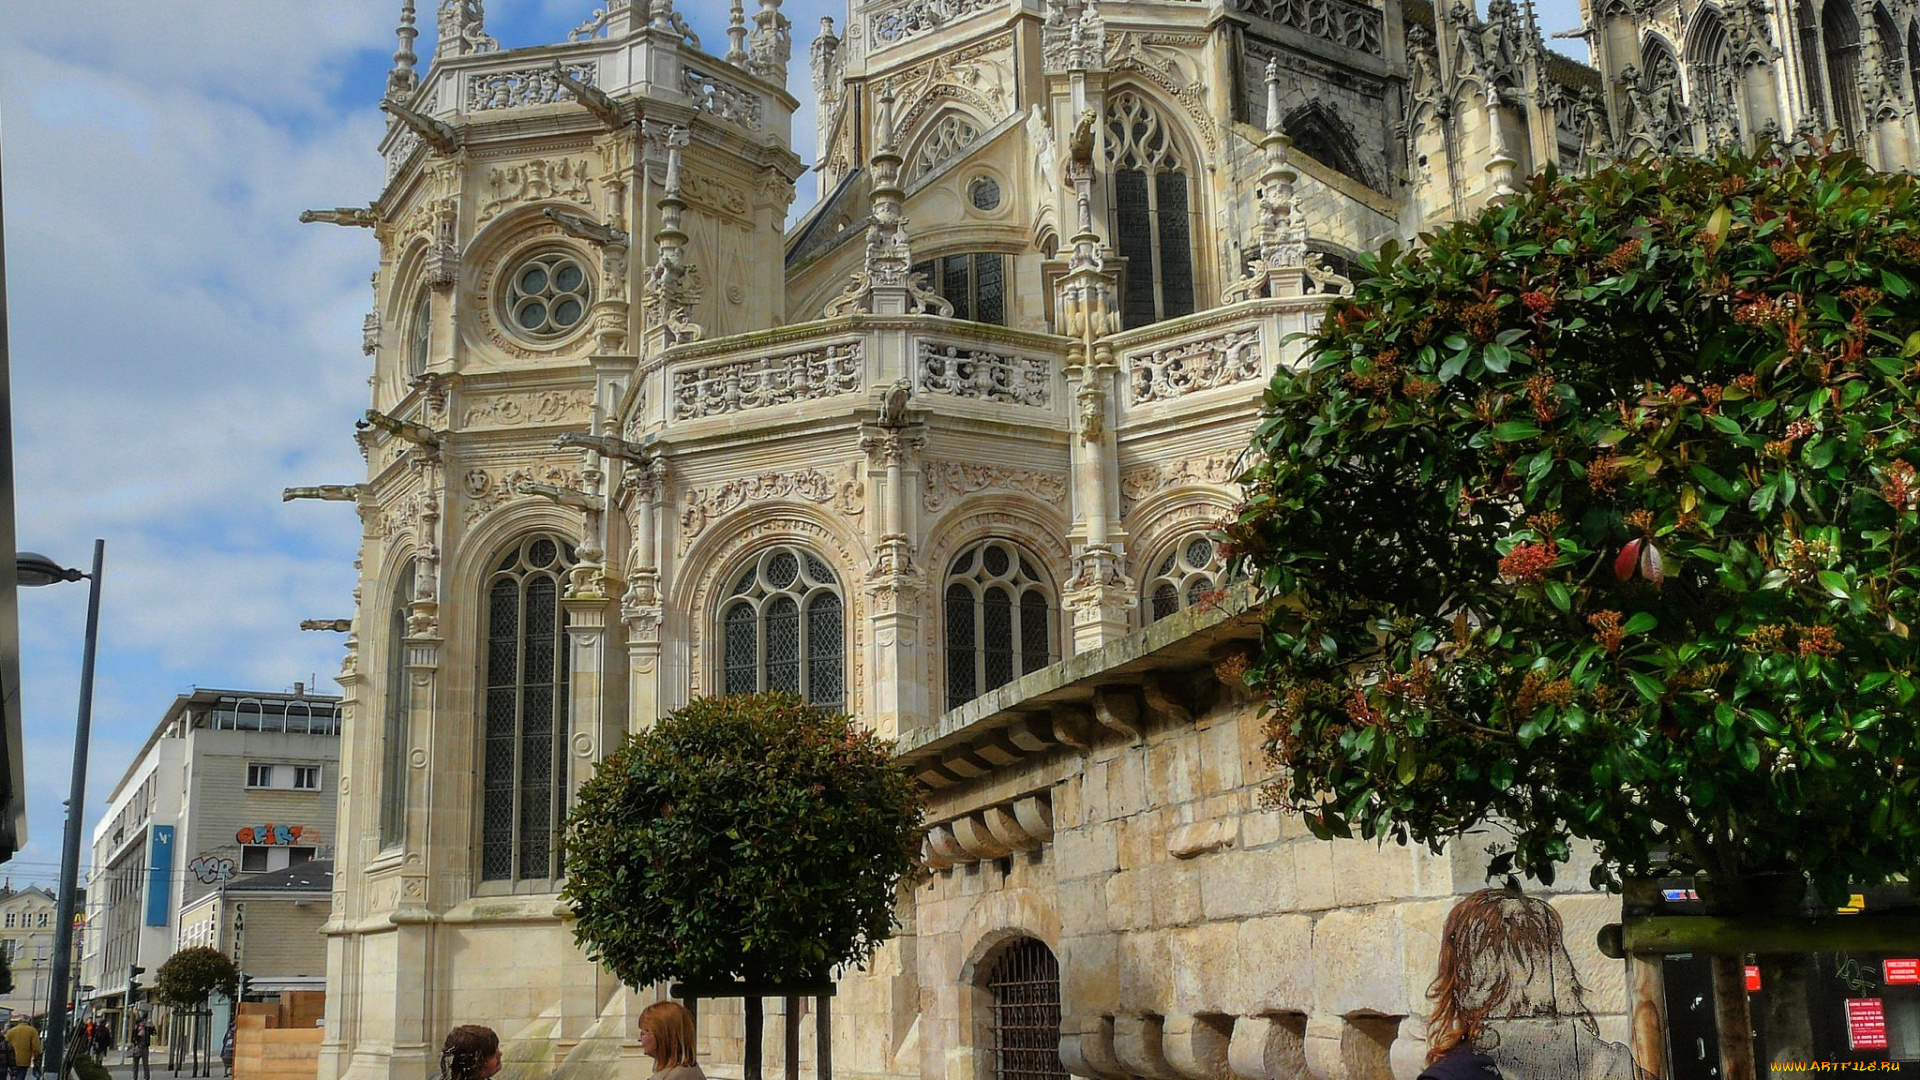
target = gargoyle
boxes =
[543,207,630,247]
[555,431,654,463]
[515,478,597,511]
[299,208,380,228]
[359,409,441,448]
[300,619,353,632]
[550,63,627,129]
[879,379,912,428]
[283,484,365,502]
[380,98,459,153]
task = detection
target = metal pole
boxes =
[43,539,104,1080]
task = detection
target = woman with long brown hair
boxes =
[440,1026,502,1080]
[636,1002,704,1080]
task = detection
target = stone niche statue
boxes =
[1422,888,1653,1080]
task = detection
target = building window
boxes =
[945,541,1054,711]
[406,290,432,380]
[380,560,416,850]
[479,534,577,884]
[246,764,275,789]
[911,253,1006,325]
[1822,0,1863,142]
[911,113,982,179]
[969,176,1003,212]
[36,913,48,929]
[501,250,592,342]
[293,766,322,791]
[984,938,1068,1080]
[4,914,13,929]
[1105,89,1196,329]
[1145,534,1239,623]
[240,847,270,873]
[239,846,317,874]
[720,546,845,709]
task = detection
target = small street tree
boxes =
[154,946,238,1008]
[560,693,923,988]
[1226,146,1920,1072]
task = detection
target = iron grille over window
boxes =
[1145,533,1241,623]
[480,534,577,883]
[946,541,1054,711]
[1106,90,1196,329]
[720,546,845,709]
[380,560,415,849]
[985,938,1068,1080]
[912,253,1007,325]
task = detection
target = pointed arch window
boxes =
[479,535,577,884]
[1282,102,1378,190]
[1144,533,1241,623]
[1907,20,1920,105]
[720,546,845,709]
[1824,0,1864,142]
[1105,90,1196,330]
[379,559,416,850]
[945,541,1054,711]
[1798,0,1830,122]
[1685,7,1738,142]
[406,290,432,381]
[912,113,982,179]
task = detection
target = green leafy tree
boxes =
[154,946,237,1008]
[561,694,923,988]
[1227,147,1920,1067]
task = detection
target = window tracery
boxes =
[1144,533,1239,623]
[1823,0,1864,140]
[945,541,1054,711]
[1105,90,1197,329]
[912,113,982,179]
[720,545,845,709]
[379,560,415,850]
[479,534,576,884]
[406,291,432,381]
[911,253,1007,325]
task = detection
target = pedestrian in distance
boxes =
[3,1012,42,1080]
[439,1026,502,1080]
[636,1001,703,1080]
[129,1010,156,1080]
[90,1021,108,1062]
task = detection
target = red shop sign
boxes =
[1745,966,1762,992]
[1884,958,1920,985]
[1846,999,1888,1052]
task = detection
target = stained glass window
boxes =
[945,541,1054,711]
[718,545,845,709]
[479,534,576,883]
[1106,89,1197,329]
[1143,532,1242,623]
[406,291,432,381]
[379,560,416,850]
[910,253,1008,326]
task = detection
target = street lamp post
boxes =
[18,542,105,1080]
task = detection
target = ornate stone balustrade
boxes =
[868,0,1002,51]
[916,339,1054,408]
[1127,327,1264,405]
[682,68,765,130]
[1232,0,1384,56]
[465,61,600,112]
[670,340,865,420]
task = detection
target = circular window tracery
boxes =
[1145,532,1240,623]
[721,545,845,709]
[969,176,1003,212]
[501,250,592,342]
[946,540,1054,711]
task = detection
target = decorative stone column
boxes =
[862,422,927,741]
[620,457,669,731]
[824,88,952,318]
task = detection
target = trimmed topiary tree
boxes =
[560,693,923,987]
[154,946,237,1008]
[1226,146,1920,1072]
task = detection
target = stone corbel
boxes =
[951,815,1012,860]
[1051,707,1094,752]
[982,804,1040,853]
[1093,687,1143,741]
[1059,1016,1131,1080]
[1163,1015,1235,1080]
[1141,672,1194,726]
[1114,1015,1183,1080]
[1210,642,1256,698]
[1226,1014,1309,1080]
[1011,794,1055,845]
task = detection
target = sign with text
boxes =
[1884,959,1919,985]
[1745,965,1761,992]
[145,826,174,927]
[1845,998,1888,1051]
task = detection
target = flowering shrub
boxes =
[560,694,922,987]
[1226,147,1920,901]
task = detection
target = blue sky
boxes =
[0,0,1587,890]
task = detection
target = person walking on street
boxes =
[129,1011,156,1080]
[636,1002,704,1080]
[4,1012,43,1080]
[438,1026,501,1080]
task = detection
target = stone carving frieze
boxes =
[459,389,594,429]
[1120,454,1243,516]
[683,69,764,130]
[869,0,1001,50]
[923,463,1069,513]
[679,169,751,219]
[461,462,586,525]
[386,128,423,183]
[671,343,864,419]
[1128,329,1263,404]
[467,63,599,112]
[918,342,1051,408]
[677,466,865,553]
[477,157,592,223]
[891,34,1015,136]
[1105,32,1218,152]
[1232,0,1384,54]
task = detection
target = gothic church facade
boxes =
[304,3,1912,1080]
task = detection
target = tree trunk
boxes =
[1711,954,1757,1080]
[1756,950,1816,1066]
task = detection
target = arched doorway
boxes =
[983,938,1067,1080]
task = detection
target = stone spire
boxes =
[642,125,705,347]
[387,0,420,101]
[748,0,793,82]
[824,88,951,317]
[726,0,750,65]
[1227,59,1310,301]
[435,0,497,59]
